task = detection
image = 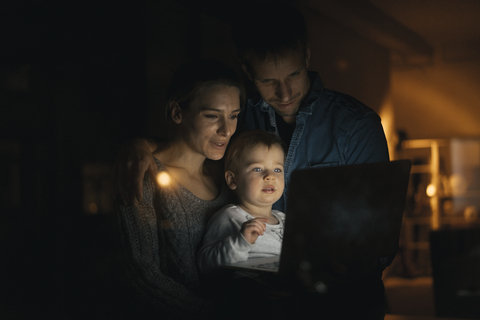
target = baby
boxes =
[198,130,286,273]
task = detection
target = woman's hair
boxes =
[224,130,286,173]
[165,59,245,141]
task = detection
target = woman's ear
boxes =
[225,170,237,190]
[170,102,183,124]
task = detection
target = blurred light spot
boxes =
[426,184,436,197]
[336,58,349,72]
[157,172,171,186]
[443,199,453,215]
[315,281,328,294]
[88,202,98,214]
[299,260,311,271]
[464,206,478,222]
[450,174,467,195]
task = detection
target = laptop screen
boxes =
[280,160,411,275]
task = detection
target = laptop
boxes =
[224,160,412,279]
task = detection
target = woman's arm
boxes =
[116,173,210,319]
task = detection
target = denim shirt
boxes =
[238,72,389,212]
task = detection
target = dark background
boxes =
[0,0,392,318]
[1,1,147,318]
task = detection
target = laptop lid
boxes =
[278,159,411,276]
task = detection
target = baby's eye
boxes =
[274,168,282,173]
[253,168,262,172]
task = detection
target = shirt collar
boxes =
[248,71,325,114]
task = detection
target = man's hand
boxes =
[240,218,267,244]
[113,139,158,206]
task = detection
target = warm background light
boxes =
[426,184,436,197]
[88,202,98,214]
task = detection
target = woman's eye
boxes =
[205,115,217,119]
[230,114,239,120]
[259,79,274,85]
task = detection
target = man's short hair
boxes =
[231,1,308,72]
[225,130,286,173]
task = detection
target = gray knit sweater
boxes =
[116,157,231,319]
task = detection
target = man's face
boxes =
[244,48,311,124]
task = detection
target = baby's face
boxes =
[228,143,285,208]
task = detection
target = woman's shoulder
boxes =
[152,156,167,172]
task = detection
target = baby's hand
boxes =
[240,218,268,244]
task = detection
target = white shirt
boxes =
[197,204,285,274]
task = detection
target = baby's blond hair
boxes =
[224,130,286,173]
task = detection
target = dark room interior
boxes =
[1,0,480,319]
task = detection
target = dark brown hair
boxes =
[165,59,245,141]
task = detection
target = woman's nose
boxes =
[217,118,234,137]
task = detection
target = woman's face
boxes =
[178,84,241,161]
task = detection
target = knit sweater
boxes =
[115,157,231,319]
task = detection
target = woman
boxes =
[115,60,245,319]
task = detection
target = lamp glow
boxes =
[88,202,98,214]
[157,172,171,186]
[426,184,436,197]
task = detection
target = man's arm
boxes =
[345,112,389,165]
[113,137,159,206]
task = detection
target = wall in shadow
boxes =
[0,0,391,318]
[1,0,146,318]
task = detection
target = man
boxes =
[231,3,388,213]
[115,2,389,318]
